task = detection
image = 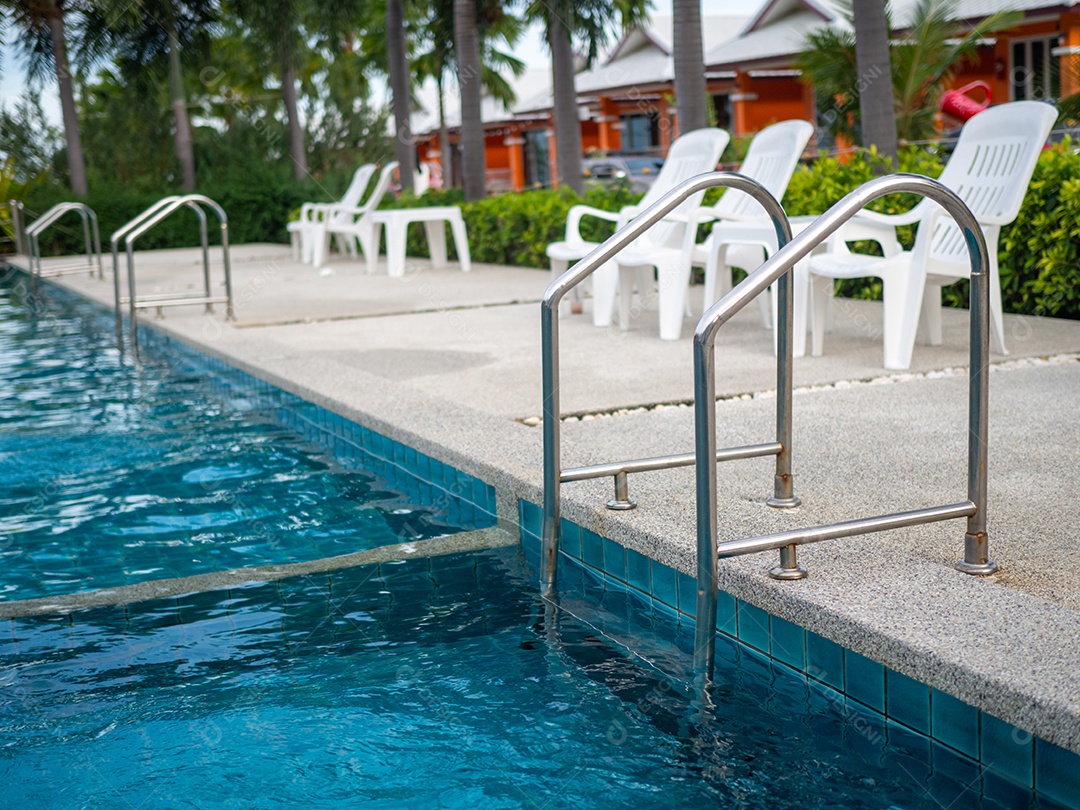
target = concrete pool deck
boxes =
[10,245,1080,756]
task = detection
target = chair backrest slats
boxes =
[712,120,814,221]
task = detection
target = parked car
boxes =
[583,154,665,193]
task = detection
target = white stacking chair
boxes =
[694,120,815,350]
[313,161,399,272]
[807,101,1056,370]
[611,123,811,341]
[288,164,375,264]
[545,128,730,329]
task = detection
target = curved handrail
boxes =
[540,171,794,596]
[26,202,103,280]
[110,196,210,339]
[122,193,233,357]
[691,174,992,680]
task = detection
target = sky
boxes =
[0,0,765,127]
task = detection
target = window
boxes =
[1011,36,1061,101]
[524,129,551,188]
[621,113,660,150]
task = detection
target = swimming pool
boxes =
[0,268,1069,809]
[0,271,483,601]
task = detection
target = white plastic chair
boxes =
[612,123,811,341]
[288,164,375,264]
[694,120,815,348]
[545,128,731,329]
[806,101,1055,370]
[312,161,400,272]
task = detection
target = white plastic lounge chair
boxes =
[288,164,375,264]
[312,161,400,272]
[806,101,1056,370]
[545,128,731,329]
[695,120,815,352]
[615,125,813,340]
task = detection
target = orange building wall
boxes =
[734,74,814,135]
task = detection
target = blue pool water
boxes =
[1,547,1055,810]
[0,271,473,601]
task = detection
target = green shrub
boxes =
[996,140,1080,319]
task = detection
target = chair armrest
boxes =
[565,204,621,241]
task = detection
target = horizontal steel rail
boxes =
[692,174,995,682]
[110,196,210,342]
[26,202,102,280]
[123,194,234,357]
[715,502,977,557]
[560,443,783,482]
[540,172,795,595]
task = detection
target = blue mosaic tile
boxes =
[1035,738,1080,809]
[736,600,770,654]
[602,538,627,582]
[981,712,1033,788]
[625,548,650,594]
[982,768,1034,808]
[649,560,678,611]
[581,528,604,570]
[931,688,979,760]
[769,615,805,671]
[471,477,487,510]
[560,519,582,560]
[715,590,737,637]
[887,720,932,784]
[676,572,696,618]
[806,631,844,691]
[931,741,981,793]
[845,650,885,713]
[519,500,542,539]
[887,669,931,735]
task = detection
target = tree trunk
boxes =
[454,0,485,201]
[386,0,415,193]
[672,0,708,135]
[853,0,899,163]
[167,22,196,191]
[548,14,583,194]
[281,57,308,180]
[46,5,87,197]
[436,74,453,188]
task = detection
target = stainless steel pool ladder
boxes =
[25,202,103,280]
[8,200,28,255]
[540,172,800,596]
[110,195,213,343]
[538,173,996,685]
[116,194,234,355]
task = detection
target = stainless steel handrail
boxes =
[110,196,211,342]
[692,173,994,682]
[540,172,796,596]
[123,194,234,356]
[26,202,103,280]
[8,200,27,255]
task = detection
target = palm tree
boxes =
[798,0,1021,148]
[386,0,415,192]
[672,0,706,135]
[91,0,216,191]
[0,0,89,196]
[454,0,483,200]
[416,0,524,196]
[852,0,897,162]
[526,0,649,194]
[229,0,311,180]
